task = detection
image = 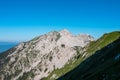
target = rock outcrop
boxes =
[0,29,94,80]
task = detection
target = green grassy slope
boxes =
[43,31,120,80]
[85,31,120,57]
[57,31,120,80]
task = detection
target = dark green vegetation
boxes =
[85,31,120,56]
[17,70,35,80]
[42,31,120,80]
[57,31,120,80]
[0,31,120,80]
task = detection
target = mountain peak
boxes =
[60,29,69,32]
[0,30,94,80]
[59,29,72,36]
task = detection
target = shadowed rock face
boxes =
[0,30,94,80]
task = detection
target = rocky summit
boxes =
[0,29,94,80]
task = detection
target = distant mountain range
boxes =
[0,30,120,80]
[0,42,18,53]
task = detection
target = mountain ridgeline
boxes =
[0,30,120,80]
[58,31,120,80]
[0,30,93,80]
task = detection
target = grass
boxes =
[42,57,84,80]
[57,31,120,80]
[86,31,120,56]
[43,31,120,80]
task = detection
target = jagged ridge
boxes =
[0,29,93,80]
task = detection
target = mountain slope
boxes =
[0,30,93,80]
[38,31,120,80]
[85,31,120,57]
[57,31,120,80]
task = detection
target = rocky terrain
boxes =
[58,31,120,80]
[0,29,94,80]
[1,30,119,80]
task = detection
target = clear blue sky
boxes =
[0,0,120,42]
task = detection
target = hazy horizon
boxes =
[0,42,18,53]
[0,0,120,42]
[0,29,119,42]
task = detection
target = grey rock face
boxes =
[0,30,94,80]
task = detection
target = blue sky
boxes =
[0,0,120,42]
